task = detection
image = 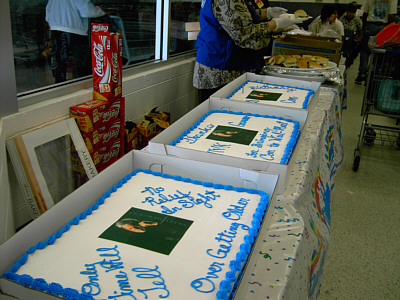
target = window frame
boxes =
[2,0,198,117]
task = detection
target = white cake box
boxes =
[210,72,322,110]
[0,150,279,300]
[148,98,308,194]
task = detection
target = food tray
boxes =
[263,61,339,82]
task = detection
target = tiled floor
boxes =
[318,57,400,299]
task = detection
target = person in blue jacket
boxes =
[193,0,305,102]
[46,0,106,83]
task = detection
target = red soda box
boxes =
[92,139,122,173]
[70,98,125,133]
[91,23,122,101]
[81,120,122,153]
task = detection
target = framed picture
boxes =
[7,118,97,218]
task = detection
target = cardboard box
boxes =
[81,120,122,154]
[125,121,140,153]
[137,108,171,148]
[91,138,123,173]
[148,98,309,194]
[272,34,342,65]
[91,23,123,101]
[210,72,322,111]
[69,98,125,133]
[0,151,279,300]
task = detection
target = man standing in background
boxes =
[46,0,105,83]
[355,0,398,84]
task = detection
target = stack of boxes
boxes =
[70,23,125,175]
[136,107,171,149]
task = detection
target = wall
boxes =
[0,120,15,244]
[0,54,197,243]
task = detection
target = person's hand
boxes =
[273,14,304,31]
[267,7,288,19]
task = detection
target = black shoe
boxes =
[355,74,366,84]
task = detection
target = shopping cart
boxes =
[353,48,400,172]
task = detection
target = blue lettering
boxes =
[81,262,101,296]
[132,266,169,299]
[141,186,165,196]
[281,96,297,104]
[228,116,250,127]
[191,262,224,293]
[107,271,136,299]
[182,125,215,144]
[207,142,231,154]
[207,222,250,259]
[222,198,250,221]
[141,187,220,213]
[260,150,275,161]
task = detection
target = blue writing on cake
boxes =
[206,222,250,259]
[192,217,250,293]
[190,262,224,293]
[245,121,289,161]
[260,150,276,161]
[80,245,136,299]
[141,186,221,214]
[207,142,231,154]
[246,149,259,158]
[80,263,101,296]
[132,266,169,299]
[228,115,250,127]
[222,198,250,221]
[251,127,270,149]
[108,271,136,300]
[245,99,260,103]
[281,96,297,104]
[181,124,214,144]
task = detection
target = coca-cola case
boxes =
[69,98,125,133]
[91,23,122,102]
[81,120,122,154]
[92,139,123,173]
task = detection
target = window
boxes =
[8,0,200,95]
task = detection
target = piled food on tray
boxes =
[265,54,331,69]
[294,9,309,18]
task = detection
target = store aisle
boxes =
[318,58,400,299]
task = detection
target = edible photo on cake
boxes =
[171,110,300,165]
[206,125,258,145]
[227,80,315,109]
[246,90,282,101]
[100,207,193,255]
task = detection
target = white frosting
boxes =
[172,111,299,164]
[14,171,266,300]
[227,80,314,109]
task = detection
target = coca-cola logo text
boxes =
[92,24,108,33]
[93,42,104,77]
[111,52,119,83]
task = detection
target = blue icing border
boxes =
[227,80,315,109]
[170,110,300,165]
[2,169,269,300]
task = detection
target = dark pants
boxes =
[197,87,222,104]
[342,30,361,68]
[358,22,386,75]
[50,31,91,83]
